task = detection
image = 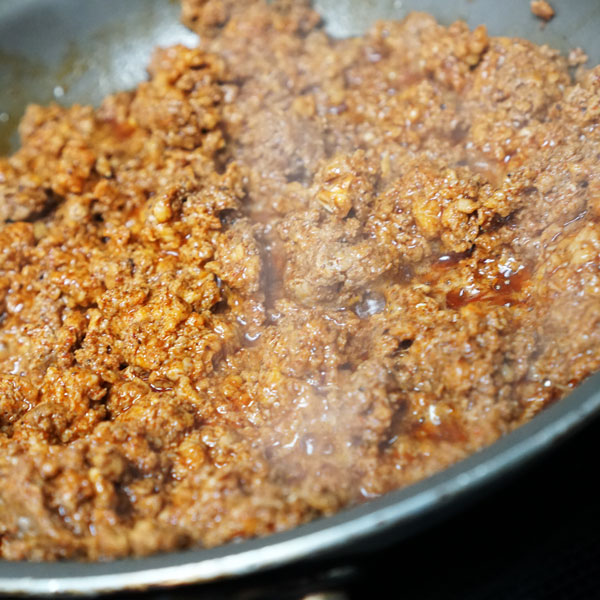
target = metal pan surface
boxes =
[1,0,600,595]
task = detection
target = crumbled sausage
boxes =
[531,1,555,21]
[1,0,600,560]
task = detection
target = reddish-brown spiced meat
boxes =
[1,0,600,560]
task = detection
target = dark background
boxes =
[106,411,600,600]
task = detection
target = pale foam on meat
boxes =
[1,0,600,560]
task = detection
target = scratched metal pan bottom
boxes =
[1,0,600,595]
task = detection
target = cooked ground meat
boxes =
[1,0,600,561]
[531,1,555,21]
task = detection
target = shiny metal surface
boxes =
[1,0,600,595]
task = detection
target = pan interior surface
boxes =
[1,0,600,595]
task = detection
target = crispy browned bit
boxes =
[1,0,600,561]
[531,0,555,21]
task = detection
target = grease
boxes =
[446,262,531,310]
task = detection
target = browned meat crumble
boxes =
[531,0,555,21]
[1,0,600,560]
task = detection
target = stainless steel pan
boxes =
[1,0,600,595]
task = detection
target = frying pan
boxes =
[1,0,600,595]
